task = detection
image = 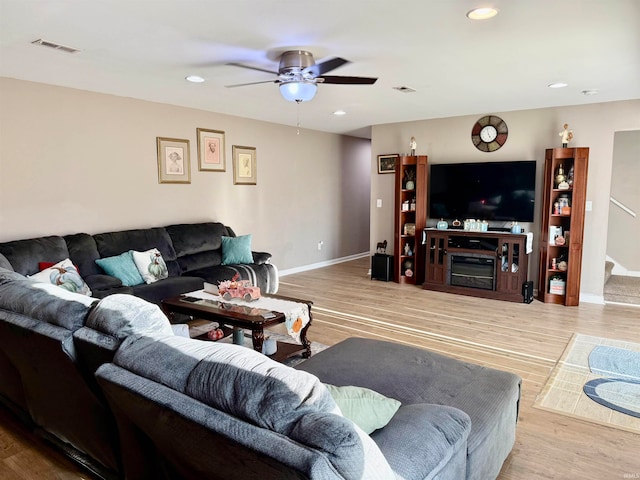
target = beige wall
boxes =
[0,78,371,271]
[371,100,640,301]
[607,130,640,273]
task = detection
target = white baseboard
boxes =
[580,293,605,305]
[279,252,370,277]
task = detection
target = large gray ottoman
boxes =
[295,338,521,480]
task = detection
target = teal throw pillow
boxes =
[221,235,253,265]
[324,384,401,434]
[96,251,145,287]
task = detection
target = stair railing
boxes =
[610,196,636,218]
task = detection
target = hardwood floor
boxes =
[1,256,639,479]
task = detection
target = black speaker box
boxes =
[522,281,534,304]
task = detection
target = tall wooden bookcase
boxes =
[394,155,427,284]
[536,147,589,306]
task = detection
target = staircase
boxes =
[603,262,640,306]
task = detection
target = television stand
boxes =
[423,229,530,303]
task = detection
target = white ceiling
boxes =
[1,0,639,138]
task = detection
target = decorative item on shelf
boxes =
[567,165,575,187]
[561,205,571,215]
[410,136,417,156]
[404,223,416,235]
[404,168,416,190]
[549,226,563,244]
[558,123,573,148]
[403,259,414,277]
[451,219,462,228]
[437,219,448,230]
[410,197,416,211]
[551,258,557,270]
[510,222,521,234]
[402,200,410,211]
[404,243,413,256]
[558,180,570,190]
[557,260,568,272]
[376,240,388,254]
[554,201,560,215]
[549,276,566,295]
[555,164,566,187]
[554,235,566,246]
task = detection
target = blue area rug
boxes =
[588,345,640,380]
[585,345,640,418]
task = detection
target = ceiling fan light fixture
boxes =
[279,81,317,102]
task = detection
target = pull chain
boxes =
[296,99,301,135]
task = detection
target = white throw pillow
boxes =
[28,258,92,296]
[131,248,169,284]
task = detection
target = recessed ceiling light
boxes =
[185,75,205,83]
[466,7,499,20]
[332,110,347,116]
[548,82,568,89]
[582,89,599,96]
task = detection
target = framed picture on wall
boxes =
[196,128,226,172]
[377,154,398,174]
[157,137,191,184]
[232,145,257,185]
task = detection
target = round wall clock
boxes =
[471,115,508,152]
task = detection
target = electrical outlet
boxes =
[376,199,382,208]
[585,200,593,211]
[317,241,324,251]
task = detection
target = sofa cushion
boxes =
[86,294,174,341]
[0,268,96,331]
[96,252,145,287]
[131,248,169,284]
[93,228,180,277]
[0,236,69,276]
[166,222,230,273]
[64,233,103,277]
[185,343,337,433]
[221,235,253,265]
[28,258,92,296]
[0,253,14,271]
[324,384,401,434]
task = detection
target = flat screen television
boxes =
[428,160,536,222]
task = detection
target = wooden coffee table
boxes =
[161,294,312,362]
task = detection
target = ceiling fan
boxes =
[225,50,378,102]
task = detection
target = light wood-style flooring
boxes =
[1,257,639,479]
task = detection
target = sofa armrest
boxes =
[252,251,272,265]
[370,403,470,480]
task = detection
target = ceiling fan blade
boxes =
[306,57,350,76]
[226,62,278,75]
[225,79,279,88]
[318,75,378,85]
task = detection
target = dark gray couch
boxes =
[0,221,278,304]
[0,267,521,480]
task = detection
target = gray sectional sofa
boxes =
[0,266,521,480]
[0,221,278,304]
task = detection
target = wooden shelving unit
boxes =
[393,155,427,284]
[536,147,589,306]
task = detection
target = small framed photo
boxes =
[197,128,225,172]
[232,145,257,185]
[157,137,190,184]
[378,154,398,174]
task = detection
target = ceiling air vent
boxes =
[393,86,417,93]
[31,39,80,54]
